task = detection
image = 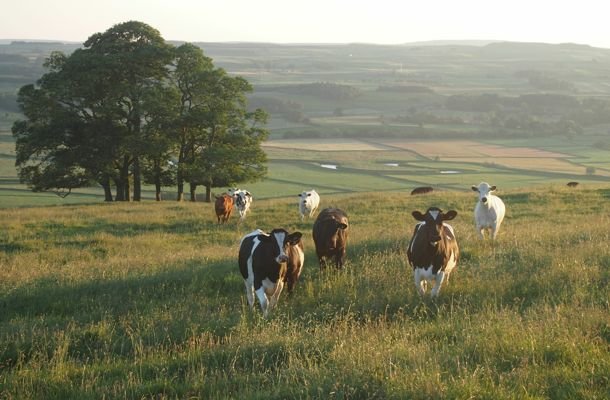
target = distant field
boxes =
[2,133,609,208]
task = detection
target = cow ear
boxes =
[471,186,479,192]
[412,211,425,221]
[490,185,497,191]
[287,232,302,244]
[338,223,348,230]
[298,193,302,197]
[443,210,458,221]
[307,193,311,197]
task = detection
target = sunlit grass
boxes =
[0,187,609,398]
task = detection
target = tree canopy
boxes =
[12,21,268,202]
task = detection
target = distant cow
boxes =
[214,194,234,224]
[238,228,304,317]
[312,208,349,270]
[298,189,320,220]
[229,188,253,221]
[567,181,579,188]
[472,182,506,240]
[407,207,459,297]
[411,186,434,195]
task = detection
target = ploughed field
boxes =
[0,187,609,398]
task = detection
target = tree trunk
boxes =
[205,184,212,203]
[133,156,141,201]
[100,176,113,202]
[190,182,197,202]
[116,155,131,201]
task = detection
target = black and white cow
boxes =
[229,188,253,221]
[238,228,304,317]
[407,207,459,297]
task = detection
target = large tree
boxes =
[13,22,269,202]
[13,21,174,201]
[172,44,268,202]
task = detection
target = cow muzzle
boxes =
[276,254,288,263]
[481,197,488,204]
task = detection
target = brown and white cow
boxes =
[312,208,349,270]
[238,228,304,317]
[407,207,459,297]
[214,194,234,224]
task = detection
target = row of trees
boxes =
[12,21,268,202]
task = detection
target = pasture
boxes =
[0,186,609,398]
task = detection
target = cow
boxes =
[567,181,579,188]
[407,207,459,297]
[471,182,506,240]
[298,189,320,220]
[214,194,234,224]
[312,208,349,270]
[238,228,304,317]
[411,186,434,195]
[229,188,253,221]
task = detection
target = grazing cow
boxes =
[214,194,234,224]
[312,208,349,270]
[472,182,506,240]
[298,189,321,220]
[567,181,579,188]
[229,188,253,221]
[407,207,459,297]
[238,228,304,317]
[411,186,434,195]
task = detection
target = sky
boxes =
[2,0,610,48]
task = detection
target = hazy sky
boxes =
[2,0,609,48]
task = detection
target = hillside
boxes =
[0,186,608,398]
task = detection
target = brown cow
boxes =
[411,186,434,195]
[407,207,459,297]
[567,181,579,188]
[214,194,234,224]
[312,208,349,270]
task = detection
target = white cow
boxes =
[471,182,506,240]
[228,188,252,221]
[298,189,320,220]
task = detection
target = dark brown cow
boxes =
[567,181,579,188]
[214,194,234,224]
[411,186,434,195]
[238,228,304,317]
[407,207,459,297]
[312,208,349,270]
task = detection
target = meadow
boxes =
[0,186,609,399]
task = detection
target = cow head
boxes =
[261,228,303,263]
[471,182,496,205]
[298,190,315,207]
[318,218,348,251]
[412,207,457,246]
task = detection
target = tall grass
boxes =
[0,186,608,399]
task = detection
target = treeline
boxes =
[447,93,610,123]
[262,82,361,100]
[12,21,269,202]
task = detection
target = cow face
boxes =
[298,191,312,206]
[260,229,303,264]
[318,219,348,251]
[412,207,457,246]
[471,182,496,205]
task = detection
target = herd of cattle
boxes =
[218,183,507,317]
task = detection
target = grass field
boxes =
[1,187,609,398]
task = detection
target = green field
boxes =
[1,187,609,398]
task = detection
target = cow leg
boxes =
[431,271,446,297]
[413,269,426,296]
[244,281,255,309]
[268,280,284,312]
[255,287,269,317]
[477,226,485,239]
[492,223,501,240]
